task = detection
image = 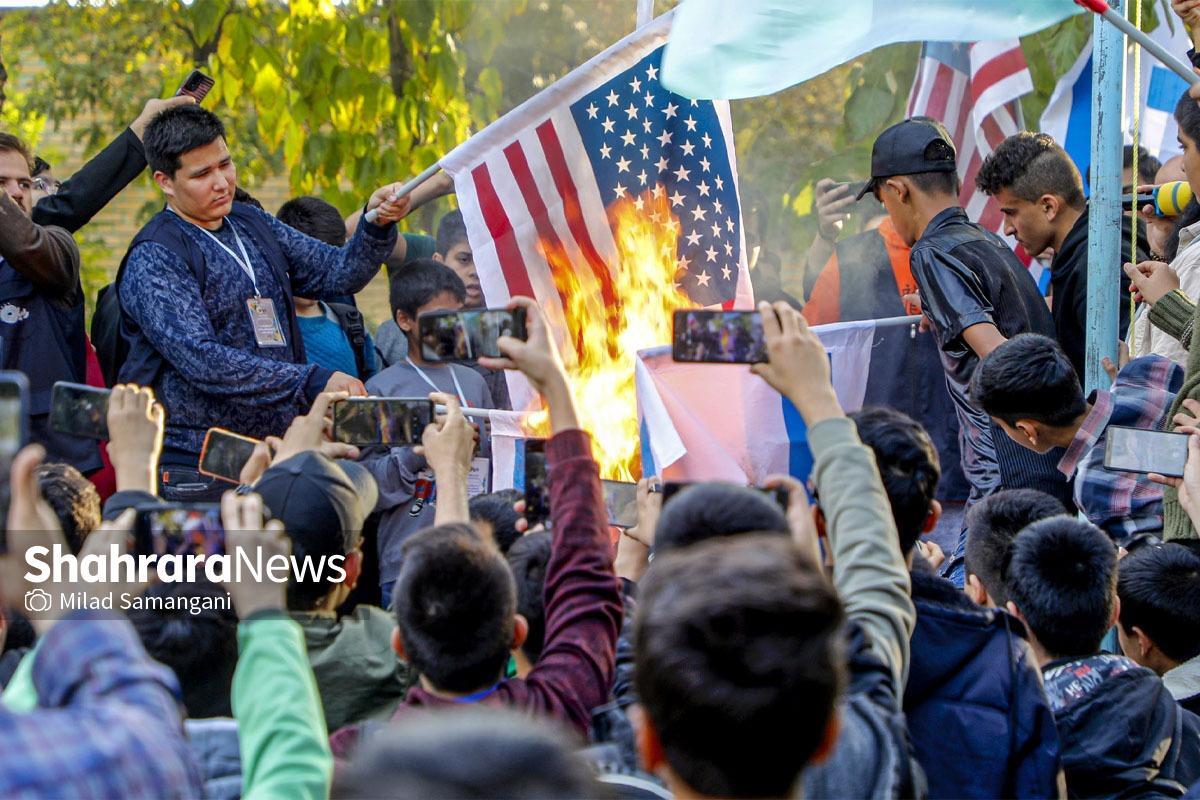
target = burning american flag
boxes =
[438,11,753,479]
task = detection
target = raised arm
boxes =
[263,183,410,301]
[751,301,915,690]
[221,493,332,800]
[31,96,194,233]
[479,297,623,731]
[0,192,79,299]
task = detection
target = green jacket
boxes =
[291,604,414,731]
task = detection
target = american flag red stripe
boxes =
[472,163,535,299]
[907,40,1035,273]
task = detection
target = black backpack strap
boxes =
[328,302,370,380]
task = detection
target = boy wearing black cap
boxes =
[254,450,415,731]
[862,118,1065,581]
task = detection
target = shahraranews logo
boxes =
[24,544,346,588]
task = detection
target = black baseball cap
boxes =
[856,119,958,201]
[254,451,378,557]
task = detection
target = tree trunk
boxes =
[386,3,412,99]
[0,33,9,114]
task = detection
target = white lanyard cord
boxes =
[168,206,261,296]
[196,222,260,297]
[405,357,468,407]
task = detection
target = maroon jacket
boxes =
[331,429,622,757]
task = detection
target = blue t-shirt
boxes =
[297,305,376,379]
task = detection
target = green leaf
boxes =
[843,86,893,144]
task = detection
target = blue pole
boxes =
[1085,0,1124,393]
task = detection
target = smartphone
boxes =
[419,308,527,363]
[601,479,639,529]
[0,373,29,549]
[834,180,868,198]
[49,382,110,440]
[175,69,215,102]
[134,502,225,558]
[1104,426,1189,477]
[331,397,434,446]
[523,439,550,528]
[199,428,261,484]
[672,310,767,364]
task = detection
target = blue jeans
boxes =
[941,527,967,588]
[380,580,395,611]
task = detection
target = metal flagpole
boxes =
[1077,0,1200,86]
[1083,0,1125,393]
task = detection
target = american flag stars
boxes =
[570,48,742,303]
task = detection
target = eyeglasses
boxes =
[32,177,60,195]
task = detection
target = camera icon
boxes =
[24,589,52,614]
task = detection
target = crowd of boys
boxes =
[5,9,1200,797]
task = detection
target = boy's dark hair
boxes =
[394,523,515,692]
[331,708,598,799]
[1177,89,1200,155]
[655,482,788,555]
[969,333,1086,427]
[1007,517,1117,659]
[127,580,239,719]
[143,104,227,177]
[850,406,940,554]
[32,155,50,176]
[233,186,262,209]
[435,208,468,256]
[636,535,845,798]
[976,131,1086,210]
[0,133,32,172]
[34,462,100,555]
[1123,144,1161,186]
[964,488,1066,607]
[469,489,523,553]
[277,195,347,247]
[505,531,551,662]
[389,258,466,321]
[1118,543,1200,664]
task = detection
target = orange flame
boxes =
[524,191,693,480]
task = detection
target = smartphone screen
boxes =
[49,382,110,440]
[523,439,550,528]
[332,398,433,446]
[419,309,526,362]
[0,373,28,549]
[1104,426,1189,477]
[199,428,261,484]
[134,503,225,558]
[672,310,767,364]
[601,479,638,528]
[176,70,215,102]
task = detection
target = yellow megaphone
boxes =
[1132,181,1194,217]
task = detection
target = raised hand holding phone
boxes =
[106,384,164,493]
[418,392,476,525]
[220,492,289,619]
[479,297,579,434]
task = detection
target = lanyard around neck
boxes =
[169,207,261,296]
[405,356,468,407]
